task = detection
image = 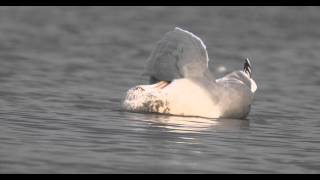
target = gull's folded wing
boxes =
[144,27,212,82]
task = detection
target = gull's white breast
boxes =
[123,79,222,118]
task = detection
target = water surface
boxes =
[0,6,320,173]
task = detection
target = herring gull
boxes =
[122,27,257,119]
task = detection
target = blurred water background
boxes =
[0,6,319,173]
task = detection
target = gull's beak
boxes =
[152,81,170,90]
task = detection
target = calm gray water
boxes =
[0,6,320,173]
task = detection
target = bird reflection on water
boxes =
[125,112,250,135]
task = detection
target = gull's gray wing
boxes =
[144,27,212,82]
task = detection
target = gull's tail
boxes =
[243,58,252,78]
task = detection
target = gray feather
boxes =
[144,27,212,81]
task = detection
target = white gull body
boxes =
[122,27,257,119]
